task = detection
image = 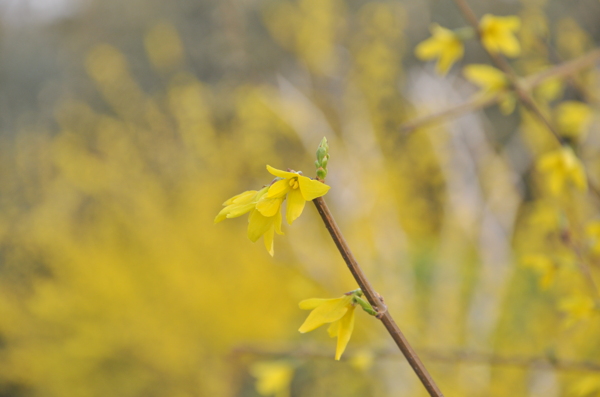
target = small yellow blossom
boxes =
[537,147,587,195]
[555,101,593,139]
[215,186,284,256]
[263,165,330,225]
[415,24,465,75]
[250,361,294,397]
[463,64,515,114]
[521,254,556,290]
[558,295,597,327]
[479,14,521,57]
[298,295,356,360]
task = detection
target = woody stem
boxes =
[312,196,445,397]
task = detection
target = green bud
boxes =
[315,137,330,180]
[316,167,327,180]
[353,296,378,316]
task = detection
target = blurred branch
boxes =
[233,346,600,373]
[400,48,600,134]
[312,197,445,397]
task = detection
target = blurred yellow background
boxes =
[1,0,600,396]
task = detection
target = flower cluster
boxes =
[414,14,521,75]
[215,165,330,256]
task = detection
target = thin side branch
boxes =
[400,48,600,134]
[312,196,445,397]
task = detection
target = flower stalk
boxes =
[312,196,445,397]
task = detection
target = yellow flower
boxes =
[250,361,294,397]
[555,101,593,139]
[463,64,515,114]
[298,295,356,360]
[537,147,587,195]
[479,14,521,57]
[262,165,330,225]
[415,24,465,75]
[215,186,284,256]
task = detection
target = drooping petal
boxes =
[263,224,275,256]
[226,202,257,218]
[298,176,330,201]
[222,190,256,206]
[214,208,229,224]
[436,41,464,75]
[247,210,273,242]
[266,165,298,179]
[463,64,506,92]
[299,298,331,310]
[256,197,282,217]
[274,208,284,236]
[298,297,350,333]
[266,179,291,199]
[334,306,356,360]
[415,37,444,60]
[327,319,340,338]
[497,33,520,57]
[286,188,306,225]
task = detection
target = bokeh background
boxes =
[1,0,600,396]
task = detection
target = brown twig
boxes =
[312,196,445,397]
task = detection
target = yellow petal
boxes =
[263,224,275,256]
[436,41,464,75]
[266,165,297,179]
[463,64,506,91]
[298,176,330,201]
[327,319,340,338]
[335,306,356,360]
[247,210,273,242]
[415,37,444,60]
[274,208,284,235]
[298,297,350,333]
[214,208,229,224]
[497,33,521,57]
[256,197,282,217]
[299,298,331,310]
[226,202,257,218]
[286,188,306,225]
[222,190,256,206]
[267,179,291,199]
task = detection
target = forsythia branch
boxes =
[312,197,445,397]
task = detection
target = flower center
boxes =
[289,178,299,190]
